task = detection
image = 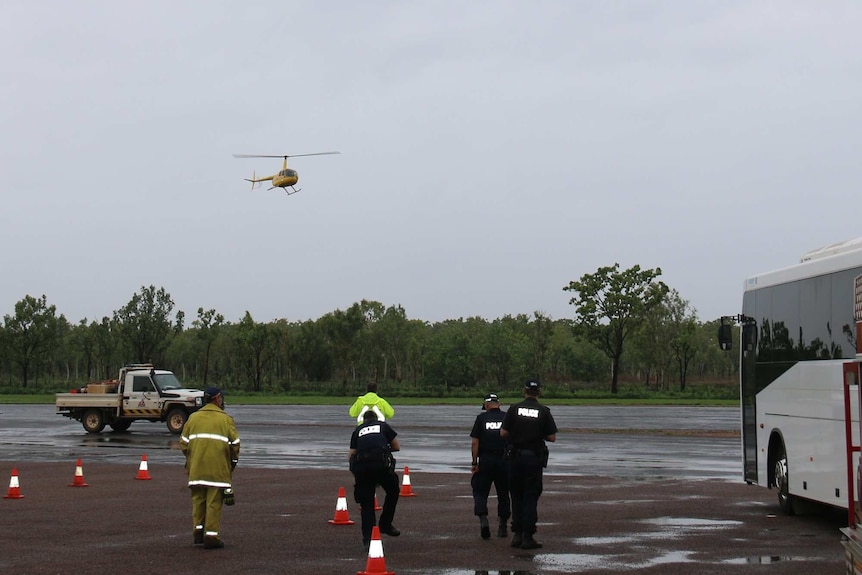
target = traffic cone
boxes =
[3,468,24,499]
[135,454,152,480]
[361,495,383,512]
[399,466,416,497]
[68,458,89,487]
[357,526,395,575]
[328,486,355,525]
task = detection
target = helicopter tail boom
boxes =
[243,170,271,191]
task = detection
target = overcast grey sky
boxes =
[2,1,861,326]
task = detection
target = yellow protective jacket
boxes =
[348,392,395,425]
[180,403,240,488]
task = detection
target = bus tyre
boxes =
[774,443,795,515]
[82,409,105,434]
[166,408,188,434]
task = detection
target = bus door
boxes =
[741,321,758,484]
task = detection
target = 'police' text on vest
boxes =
[358,424,381,436]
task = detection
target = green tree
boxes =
[3,294,65,387]
[113,286,184,365]
[292,319,333,382]
[193,307,225,386]
[233,311,275,392]
[664,291,699,391]
[94,316,120,379]
[320,304,365,384]
[563,264,669,394]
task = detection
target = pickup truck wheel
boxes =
[110,420,132,432]
[82,410,105,434]
[166,408,188,434]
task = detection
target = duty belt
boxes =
[481,449,505,456]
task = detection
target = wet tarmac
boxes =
[0,404,740,480]
[0,403,849,574]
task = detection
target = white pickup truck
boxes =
[55,364,204,434]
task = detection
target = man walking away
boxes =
[470,392,511,539]
[349,410,401,548]
[500,380,557,550]
[180,386,240,549]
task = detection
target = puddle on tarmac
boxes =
[721,556,810,564]
[408,551,812,574]
[643,516,743,529]
[414,571,535,575]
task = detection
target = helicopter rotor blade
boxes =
[233,152,340,159]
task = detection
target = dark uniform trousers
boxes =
[353,464,400,543]
[471,454,510,520]
[508,449,544,536]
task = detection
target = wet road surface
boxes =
[0,403,849,574]
[1,404,740,479]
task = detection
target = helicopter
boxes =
[232,151,340,195]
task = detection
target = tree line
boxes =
[0,265,738,396]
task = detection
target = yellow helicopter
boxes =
[233,151,340,195]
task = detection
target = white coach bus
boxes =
[721,238,862,515]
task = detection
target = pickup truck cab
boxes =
[55,364,204,434]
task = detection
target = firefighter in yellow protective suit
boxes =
[180,386,240,549]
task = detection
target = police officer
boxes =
[349,409,401,548]
[500,380,557,550]
[180,386,240,549]
[470,392,511,539]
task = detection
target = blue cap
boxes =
[204,386,222,398]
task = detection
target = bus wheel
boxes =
[774,443,795,515]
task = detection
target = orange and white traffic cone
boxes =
[362,494,383,512]
[3,468,24,499]
[357,526,395,575]
[68,458,89,487]
[328,486,355,525]
[135,454,152,480]
[399,466,416,497]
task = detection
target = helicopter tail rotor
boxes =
[243,170,261,191]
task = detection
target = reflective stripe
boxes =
[187,433,230,443]
[188,479,232,488]
[205,531,219,537]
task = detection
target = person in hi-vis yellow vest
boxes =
[349,382,395,425]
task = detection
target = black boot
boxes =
[479,515,490,539]
[510,532,522,548]
[497,520,507,538]
[521,533,543,550]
